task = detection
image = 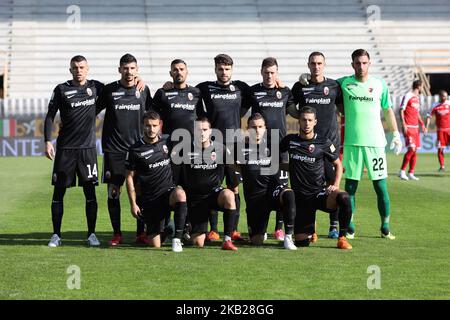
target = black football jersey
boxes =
[250,83,295,141]
[280,133,338,197]
[180,142,231,198]
[152,86,203,137]
[98,81,152,153]
[44,79,104,149]
[125,135,174,203]
[196,80,252,142]
[292,78,342,147]
[235,137,284,200]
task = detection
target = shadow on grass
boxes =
[389,171,448,178]
[0,231,288,250]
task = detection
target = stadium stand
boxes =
[1,0,449,115]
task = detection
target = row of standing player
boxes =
[45,49,402,250]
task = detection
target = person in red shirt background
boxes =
[399,80,427,181]
[426,90,450,172]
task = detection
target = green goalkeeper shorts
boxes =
[343,145,388,181]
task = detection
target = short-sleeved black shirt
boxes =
[196,80,252,142]
[125,135,175,204]
[250,83,295,141]
[152,86,203,137]
[44,79,104,149]
[98,81,152,153]
[292,78,342,147]
[235,136,284,200]
[180,142,232,199]
[280,133,338,197]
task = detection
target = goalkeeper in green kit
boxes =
[336,49,402,240]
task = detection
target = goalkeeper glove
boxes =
[390,131,402,155]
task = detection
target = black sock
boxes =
[275,210,284,231]
[51,187,66,237]
[223,208,236,237]
[233,193,240,231]
[85,200,98,236]
[329,210,339,231]
[210,210,219,232]
[136,195,145,235]
[174,202,188,239]
[281,190,295,235]
[336,192,352,237]
[83,185,97,237]
[107,198,121,235]
[136,219,145,235]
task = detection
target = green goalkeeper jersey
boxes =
[337,75,392,147]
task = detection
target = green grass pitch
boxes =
[0,154,449,300]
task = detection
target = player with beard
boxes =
[125,111,187,252]
[97,53,152,246]
[280,107,353,250]
[337,49,402,240]
[153,59,203,240]
[195,54,252,242]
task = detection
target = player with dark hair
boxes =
[249,57,296,241]
[337,49,402,240]
[45,55,103,247]
[153,59,203,138]
[97,53,153,246]
[196,53,253,242]
[426,90,450,171]
[179,117,239,251]
[125,111,187,252]
[292,51,343,240]
[234,113,297,249]
[153,59,203,182]
[153,59,204,240]
[399,80,426,180]
[280,107,353,250]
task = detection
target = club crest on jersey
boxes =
[229,84,235,92]
[323,86,329,96]
[86,88,93,96]
[135,90,141,99]
[105,171,111,179]
[276,91,282,99]
[211,151,217,162]
[188,92,193,101]
[368,88,373,93]
[163,145,168,154]
[308,144,315,153]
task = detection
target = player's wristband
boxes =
[392,131,400,139]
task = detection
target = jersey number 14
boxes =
[87,164,98,178]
